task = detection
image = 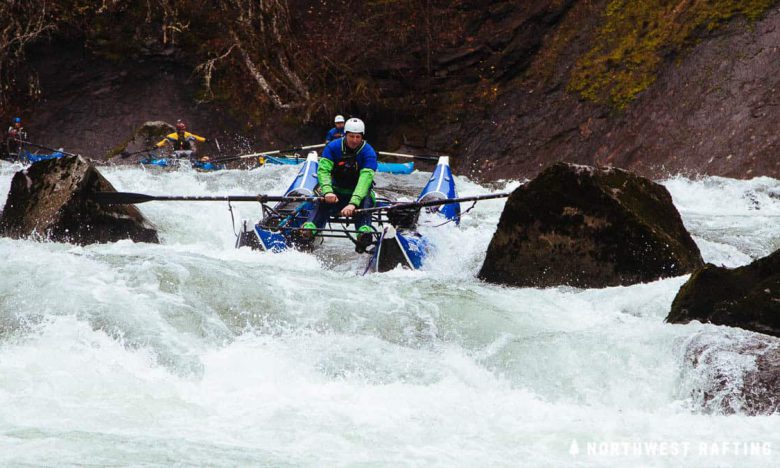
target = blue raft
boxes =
[240,152,321,252]
[140,150,225,171]
[19,150,65,163]
[236,153,460,273]
[365,156,459,273]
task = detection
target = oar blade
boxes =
[90,192,156,204]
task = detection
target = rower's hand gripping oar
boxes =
[354,192,512,215]
[90,191,322,205]
[17,140,80,157]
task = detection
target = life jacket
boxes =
[332,139,366,190]
[326,127,344,143]
[171,133,192,151]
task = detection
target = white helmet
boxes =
[344,117,365,134]
[334,115,345,123]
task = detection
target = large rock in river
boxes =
[667,250,780,337]
[1,156,159,244]
[478,163,703,288]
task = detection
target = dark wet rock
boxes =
[680,331,780,416]
[478,163,703,288]
[0,155,159,244]
[667,250,780,337]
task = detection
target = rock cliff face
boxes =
[456,1,780,181]
[478,163,703,288]
[3,0,779,180]
[1,156,159,245]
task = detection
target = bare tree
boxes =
[0,0,56,109]
[193,0,309,112]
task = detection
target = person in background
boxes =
[155,120,208,155]
[325,115,346,143]
[4,117,27,160]
[304,117,377,252]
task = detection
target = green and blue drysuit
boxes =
[306,137,377,232]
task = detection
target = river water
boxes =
[1,161,779,466]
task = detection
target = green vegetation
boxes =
[568,0,776,109]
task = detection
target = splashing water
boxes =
[1,160,779,466]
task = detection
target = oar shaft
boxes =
[378,151,442,161]
[18,140,78,157]
[237,143,325,160]
[207,143,325,164]
[355,192,511,214]
[91,192,321,205]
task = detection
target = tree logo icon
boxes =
[569,439,580,456]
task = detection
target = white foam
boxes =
[1,165,779,465]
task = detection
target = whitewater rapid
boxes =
[1,161,779,466]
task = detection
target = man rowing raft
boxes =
[303,117,376,252]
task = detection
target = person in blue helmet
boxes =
[3,117,27,160]
[303,117,377,252]
[325,115,346,143]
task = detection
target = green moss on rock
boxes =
[568,0,776,109]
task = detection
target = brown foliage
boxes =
[1,0,467,126]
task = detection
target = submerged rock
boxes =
[680,331,780,416]
[0,155,159,244]
[667,250,780,337]
[478,163,703,288]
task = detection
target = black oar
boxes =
[355,192,512,215]
[17,140,79,157]
[207,143,326,165]
[377,151,445,162]
[91,192,322,205]
[120,146,158,158]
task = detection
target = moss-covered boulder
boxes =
[108,121,174,161]
[680,331,780,415]
[478,163,703,288]
[667,250,780,336]
[1,156,159,244]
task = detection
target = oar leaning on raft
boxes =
[376,151,442,162]
[206,143,327,165]
[17,140,80,157]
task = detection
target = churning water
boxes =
[1,161,779,466]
